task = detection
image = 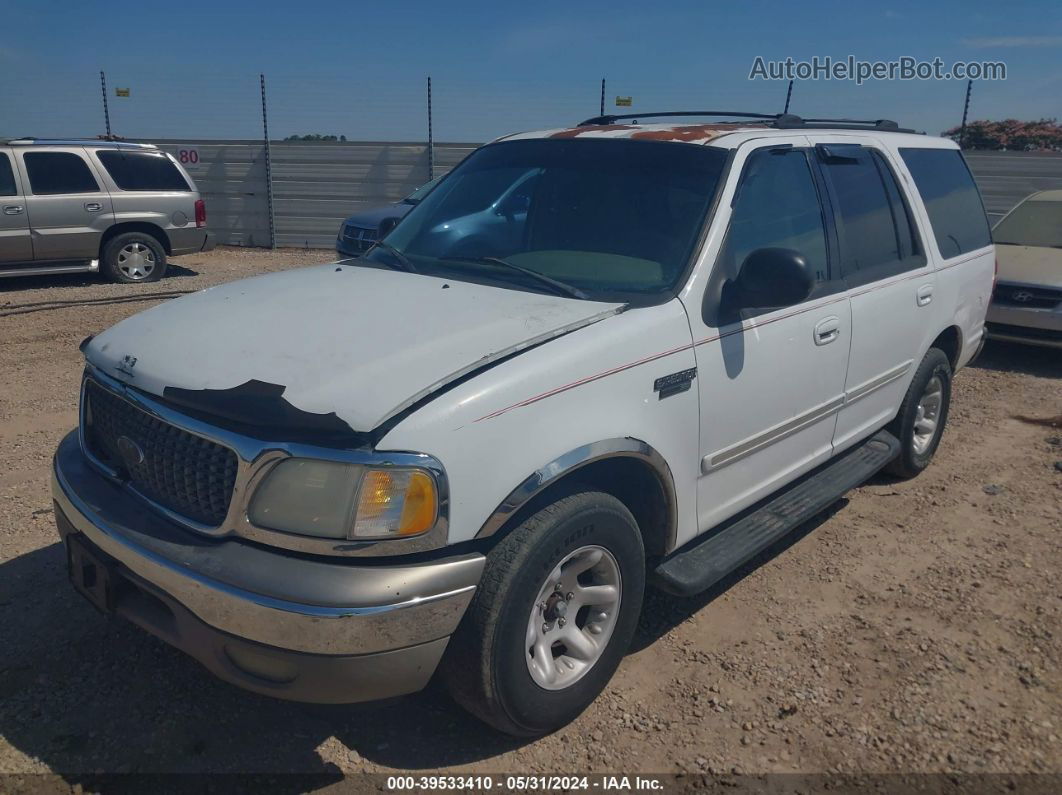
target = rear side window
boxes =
[990,199,1062,248]
[0,153,17,196]
[24,152,99,194]
[96,151,190,191]
[818,145,924,285]
[899,148,991,258]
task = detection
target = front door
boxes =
[15,147,114,262]
[0,150,33,264]
[682,138,852,532]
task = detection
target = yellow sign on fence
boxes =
[115,88,130,97]
[615,96,632,107]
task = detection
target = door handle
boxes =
[84,202,102,212]
[2,205,23,215]
[916,284,933,307]
[814,316,841,346]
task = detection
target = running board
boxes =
[651,430,900,597]
[0,259,99,279]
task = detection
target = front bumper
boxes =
[986,303,1062,349]
[52,430,484,703]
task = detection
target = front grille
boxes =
[82,379,239,527]
[992,283,1062,309]
[341,225,378,252]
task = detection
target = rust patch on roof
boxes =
[541,122,765,143]
[546,124,641,139]
[629,123,757,142]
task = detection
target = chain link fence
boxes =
[4,69,1060,247]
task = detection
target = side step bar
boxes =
[0,259,99,279]
[651,430,900,597]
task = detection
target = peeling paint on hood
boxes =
[84,264,623,432]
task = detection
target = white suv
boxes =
[52,112,994,736]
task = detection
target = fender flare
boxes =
[474,437,678,551]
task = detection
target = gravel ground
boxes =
[0,248,1059,786]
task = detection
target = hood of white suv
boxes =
[83,264,623,432]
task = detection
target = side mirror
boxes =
[733,247,814,309]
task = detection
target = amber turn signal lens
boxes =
[352,468,437,538]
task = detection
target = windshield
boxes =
[367,139,728,302]
[403,174,443,205]
[993,199,1062,248]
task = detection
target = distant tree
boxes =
[943,119,1062,151]
[282,134,347,142]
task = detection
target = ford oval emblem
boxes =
[116,435,145,467]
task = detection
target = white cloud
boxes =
[962,35,1062,47]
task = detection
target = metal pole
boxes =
[100,70,111,137]
[959,79,973,149]
[260,73,276,250]
[783,79,794,114]
[427,76,434,181]
[600,78,605,117]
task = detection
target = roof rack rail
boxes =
[577,111,918,134]
[776,116,917,133]
[579,110,782,126]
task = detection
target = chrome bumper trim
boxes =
[53,431,483,655]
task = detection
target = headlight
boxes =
[337,222,347,240]
[248,458,438,540]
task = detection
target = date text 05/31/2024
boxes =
[386,775,665,790]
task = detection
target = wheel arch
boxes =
[100,222,172,256]
[475,437,677,557]
[929,325,963,370]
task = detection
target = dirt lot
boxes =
[1,248,1059,784]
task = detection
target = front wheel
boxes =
[885,347,952,478]
[441,488,645,736]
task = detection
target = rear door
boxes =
[812,137,936,451]
[0,149,33,263]
[16,147,114,262]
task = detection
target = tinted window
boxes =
[820,146,923,283]
[0,154,17,196]
[899,148,991,258]
[721,148,829,284]
[377,139,728,303]
[24,152,99,194]
[96,150,190,191]
[991,200,1062,248]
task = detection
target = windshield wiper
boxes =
[447,256,588,300]
[364,241,417,273]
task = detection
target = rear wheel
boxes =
[441,488,644,736]
[885,348,952,478]
[101,232,167,283]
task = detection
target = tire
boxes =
[884,347,952,479]
[101,232,167,283]
[441,488,645,736]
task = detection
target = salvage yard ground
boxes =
[0,247,1059,780]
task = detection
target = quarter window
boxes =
[899,148,991,258]
[819,145,924,284]
[0,154,17,196]
[24,152,100,195]
[96,151,190,191]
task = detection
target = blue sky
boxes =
[1,0,1060,142]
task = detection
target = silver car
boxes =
[0,138,215,283]
[986,190,1062,349]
